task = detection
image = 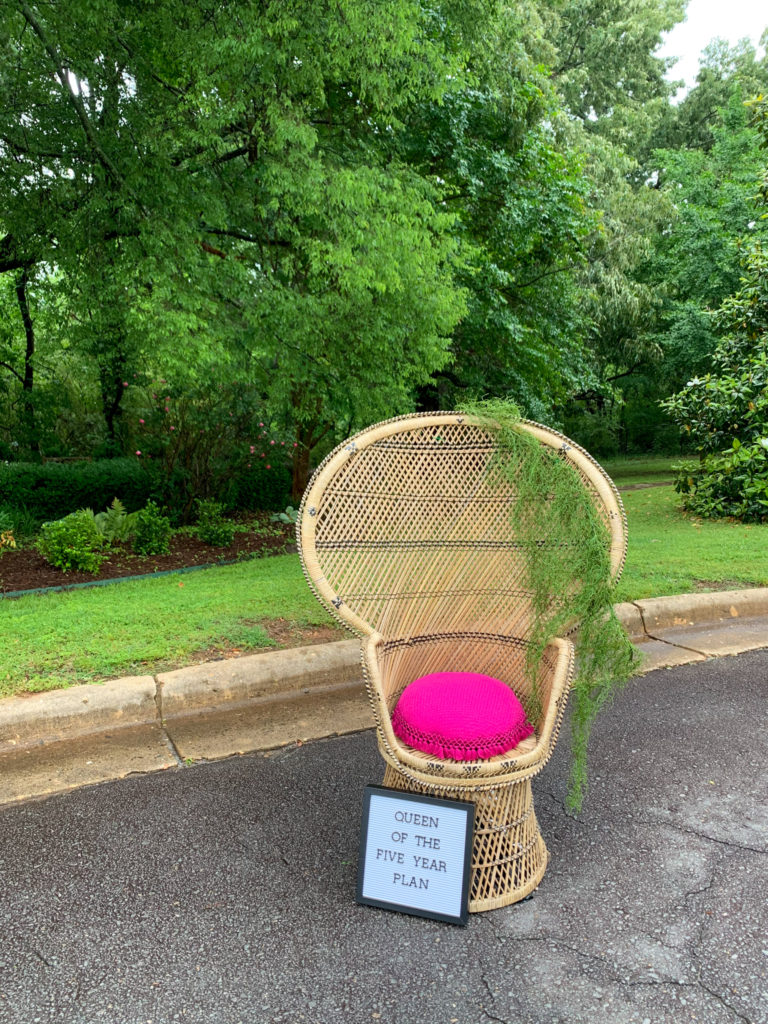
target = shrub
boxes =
[226,461,292,513]
[195,499,235,547]
[0,459,153,521]
[132,501,172,556]
[37,510,107,573]
[0,509,16,556]
[674,439,768,521]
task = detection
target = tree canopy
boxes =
[2,0,768,510]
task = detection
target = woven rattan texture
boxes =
[298,414,626,642]
[365,633,574,785]
[297,413,622,910]
[382,765,548,911]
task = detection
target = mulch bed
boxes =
[0,514,297,595]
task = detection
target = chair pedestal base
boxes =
[382,765,548,912]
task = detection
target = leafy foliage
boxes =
[0,0,763,484]
[549,0,685,151]
[37,510,107,573]
[195,500,235,548]
[664,98,768,520]
[0,0,480,489]
[653,38,768,153]
[132,501,171,556]
[467,400,638,811]
[271,506,299,525]
[85,498,137,544]
[673,439,768,521]
[404,12,597,411]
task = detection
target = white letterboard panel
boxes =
[357,785,475,925]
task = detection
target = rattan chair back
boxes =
[298,413,626,642]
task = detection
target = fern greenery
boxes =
[466,399,639,812]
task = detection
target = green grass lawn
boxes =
[615,486,768,601]
[3,464,767,697]
[0,554,338,697]
[601,454,680,485]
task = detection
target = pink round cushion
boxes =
[391,671,534,761]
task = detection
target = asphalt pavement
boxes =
[1,648,766,1024]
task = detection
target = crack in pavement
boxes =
[683,872,720,901]
[479,927,758,1023]
[635,818,767,856]
[479,974,510,1024]
[687,912,756,1024]
[31,947,52,968]
[696,979,755,1024]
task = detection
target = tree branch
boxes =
[0,360,25,385]
[606,363,646,382]
[114,34,185,97]
[0,132,68,160]
[501,261,577,295]
[19,2,146,214]
[0,234,31,274]
[200,240,227,259]
[203,225,290,247]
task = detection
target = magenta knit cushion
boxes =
[391,671,534,761]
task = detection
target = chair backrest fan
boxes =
[298,413,625,642]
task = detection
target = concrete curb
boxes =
[158,640,360,715]
[0,640,361,757]
[0,676,158,755]
[631,588,768,631]
[2,590,768,758]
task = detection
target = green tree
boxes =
[664,98,768,519]
[403,8,597,413]
[549,0,685,152]
[653,35,768,153]
[539,0,686,449]
[0,0,486,489]
[646,94,767,387]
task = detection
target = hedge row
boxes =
[0,458,292,522]
[0,459,152,522]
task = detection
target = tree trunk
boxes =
[98,342,128,450]
[15,269,39,456]
[102,373,125,442]
[291,435,312,502]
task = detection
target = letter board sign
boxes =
[356,785,475,926]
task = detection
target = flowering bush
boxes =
[123,377,292,518]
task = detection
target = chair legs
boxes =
[382,765,548,912]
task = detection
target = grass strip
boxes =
[616,486,768,601]
[2,475,768,698]
[601,454,680,484]
[0,554,335,697]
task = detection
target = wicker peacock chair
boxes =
[298,412,627,912]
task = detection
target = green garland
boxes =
[466,400,639,812]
